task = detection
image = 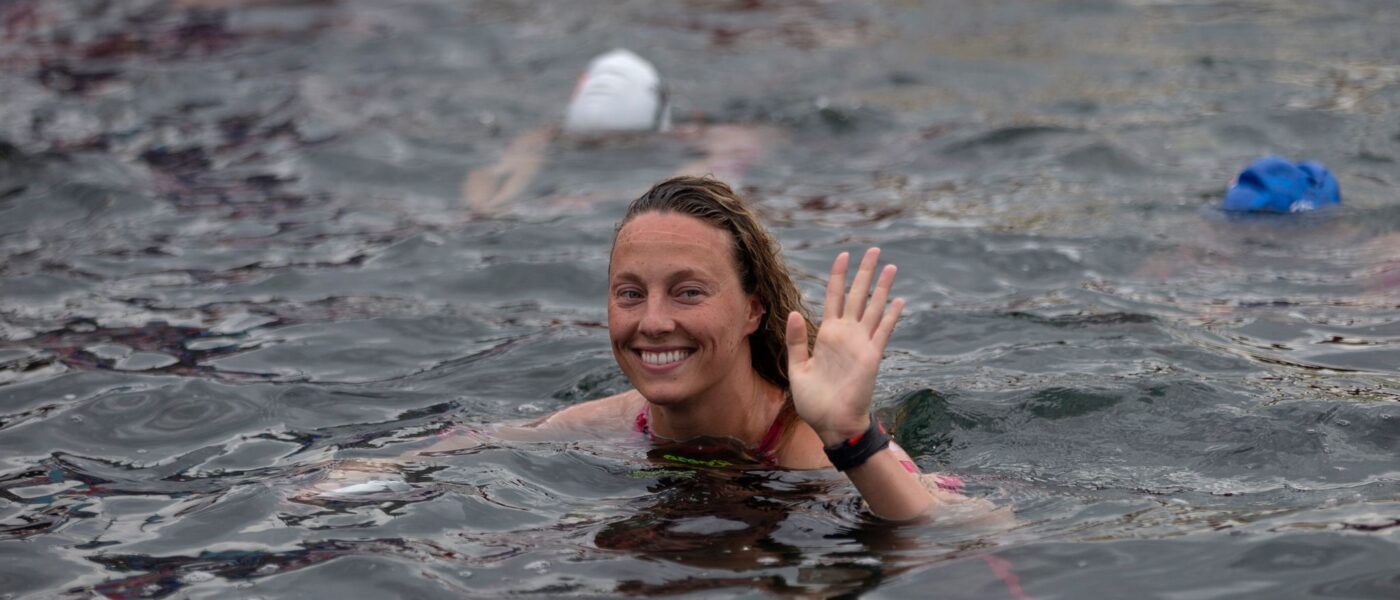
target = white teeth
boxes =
[640,350,690,365]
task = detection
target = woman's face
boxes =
[608,212,763,404]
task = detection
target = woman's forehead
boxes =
[611,213,737,275]
[614,213,735,253]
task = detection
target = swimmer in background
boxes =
[1138,156,1399,317]
[462,49,778,216]
[325,177,987,522]
[1139,157,1344,282]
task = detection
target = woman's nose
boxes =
[637,298,675,336]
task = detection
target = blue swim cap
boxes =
[1222,156,1340,213]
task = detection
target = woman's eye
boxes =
[678,288,704,299]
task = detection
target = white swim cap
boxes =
[563,49,670,133]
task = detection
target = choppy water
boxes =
[2,0,1398,598]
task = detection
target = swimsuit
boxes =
[633,403,966,491]
[634,403,784,468]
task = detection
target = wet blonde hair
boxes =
[614,176,816,390]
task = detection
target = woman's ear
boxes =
[745,295,765,336]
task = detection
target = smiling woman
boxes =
[516,176,964,521]
[321,176,969,521]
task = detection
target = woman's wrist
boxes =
[823,417,891,471]
[816,415,874,447]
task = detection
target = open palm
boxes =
[786,248,904,446]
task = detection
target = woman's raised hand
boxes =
[785,248,904,446]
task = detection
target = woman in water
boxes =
[324,175,963,521]
[522,176,951,520]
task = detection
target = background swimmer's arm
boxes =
[462,126,554,215]
[786,248,935,522]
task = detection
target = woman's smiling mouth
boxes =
[638,349,693,367]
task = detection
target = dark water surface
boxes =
[2,1,1398,598]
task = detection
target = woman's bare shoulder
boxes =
[527,389,646,434]
[410,390,644,453]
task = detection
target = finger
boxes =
[845,247,881,320]
[873,297,905,349]
[786,311,810,366]
[862,264,897,332]
[824,252,850,319]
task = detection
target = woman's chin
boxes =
[631,383,693,406]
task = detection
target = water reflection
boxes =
[3,0,1400,598]
[74,538,454,599]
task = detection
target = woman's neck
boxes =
[648,370,786,447]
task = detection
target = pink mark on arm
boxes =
[900,460,918,473]
[934,474,964,492]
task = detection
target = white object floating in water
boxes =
[563,49,669,133]
[318,479,413,497]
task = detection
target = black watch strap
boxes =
[823,418,891,472]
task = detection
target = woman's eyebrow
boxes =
[667,268,708,282]
[609,268,713,284]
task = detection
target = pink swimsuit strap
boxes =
[635,403,784,466]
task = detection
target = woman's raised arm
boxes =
[785,247,936,521]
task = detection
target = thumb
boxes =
[786,311,809,367]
